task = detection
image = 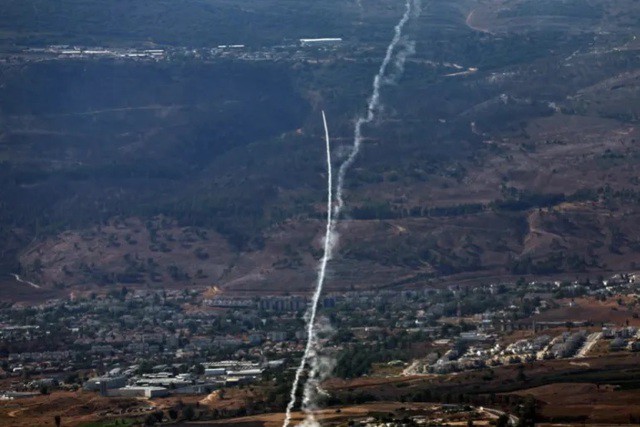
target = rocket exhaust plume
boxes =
[284,1,420,425]
[336,0,420,214]
[283,111,334,427]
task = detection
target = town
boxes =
[0,39,478,78]
[2,272,640,409]
[1,38,345,64]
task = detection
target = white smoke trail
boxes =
[283,1,421,425]
[335,0,420,215]
[283,111,334,427]
[299,318,336,426]
[382,38,416,85]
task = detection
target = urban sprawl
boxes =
[2,272,640,403]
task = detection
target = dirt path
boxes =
[11,273,41,289]
[576,332,602,358]
[402,359,420,376]
[465,9,494,34]
[7,408,23,418]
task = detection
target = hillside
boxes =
[2,0,640,299]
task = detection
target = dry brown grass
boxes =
[510,382,640,423]
[0,391,149,426]
[204,402,491,427]
[528,296,640,326]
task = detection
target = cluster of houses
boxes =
[9,37,345,65]
[4,271,640,399]
[25,45,165,60]
[425,323,640,375]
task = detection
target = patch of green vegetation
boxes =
[0,59,309,253]
[491,189,566,212]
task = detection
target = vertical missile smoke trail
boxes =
[284,1,420,425]
[335,0,419,214]
[283,111,334,427]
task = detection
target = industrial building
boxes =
[112,386,169,398]
[83,376,127,392]
[204,368,226,377]
[299,38,342,48]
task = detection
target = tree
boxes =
[518,395,536,427]
[137,360,154,374]
[144,414,157,426]
[54,415,61,427]
[182,405,195,421]
[516,364,526,382]
[496,414,509,427]
[168,408,178,420]
[64,372,80,385]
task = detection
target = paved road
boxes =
[480,406,519,426]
